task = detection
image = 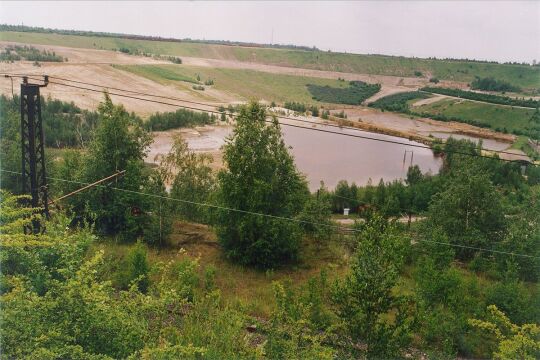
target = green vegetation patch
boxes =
[421,86,540,108]
[368,91,430,112]
[415,98,537,138]
[471,76,520,92]
[307,81,381,105]
[0,44,64,62]
[114,64,198,84]
[145,108,216,131]
[117,64,347,103]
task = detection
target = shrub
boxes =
[320,109,330,119]
[215,102,309,268]
[471,76,520,92]
[118,242,150,293]
[334,110,347,119]
[145,108,215,131]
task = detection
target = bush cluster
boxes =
[471,76,521,92]
[284,101,307,113]
[144,108,216,131]
[0,45,65,62]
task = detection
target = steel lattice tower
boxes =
[20,76,49,233]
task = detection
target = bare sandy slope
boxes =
[0,42,236,116]
[339,107,515,143]
[0,41,514,148]
[0,41,467,109]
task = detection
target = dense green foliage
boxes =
[471,76,521,92]
[307,81,381,105]
[160,135,216,224]
[0,95,99,148]
[54,94,168,243]
[470,305,540,359]
[368,91,430,112]
[0,44,64,62]
[1,93,539,358]
[215,102,309,268]
[0,194,260,359]
[333,217,414,358]
[421,86,539,108]
[144,108,216,131]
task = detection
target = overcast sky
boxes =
[1,1,539,63]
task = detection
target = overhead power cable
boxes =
[1,73,533,163]
[1,168,537,259]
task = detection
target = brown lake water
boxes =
[150,124,443,191]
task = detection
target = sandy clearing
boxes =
[337,106,515,143]
[0,44,240,116]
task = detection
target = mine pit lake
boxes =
[149,123,444,190]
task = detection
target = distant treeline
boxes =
[144,109,216,131]
[307,81,381,105]
[421,86,540,108]
[471,77,521,92]
[0,24,319,52]
[368,91,430,112]
[0,95,219,148]
[0,95,98,148]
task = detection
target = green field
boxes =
[415,98,535,135]
[115,64,349,103]
[2,30,539,89]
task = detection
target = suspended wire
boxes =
[51,72,528,159]
[1,168,537,259]
[1,73,534,163]
[0,168,354,234]
[49,74,224,109]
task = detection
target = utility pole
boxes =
[20,76,49,234]
[403,150,414,169]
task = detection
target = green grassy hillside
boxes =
[115,64,349,103]
[2,30,539,89]
[415,98,535,135]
